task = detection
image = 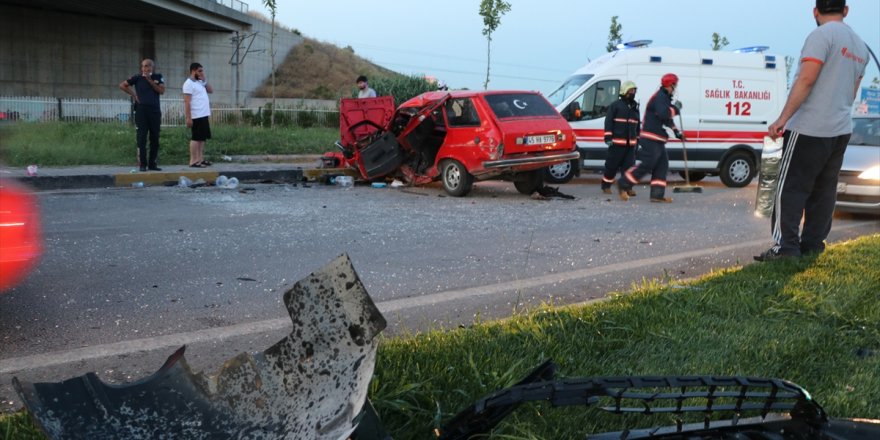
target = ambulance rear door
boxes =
[696,50,783,186]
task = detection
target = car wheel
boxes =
[719,152,755,187]
[544,159,576,184]
[514,170,545,195]
[441,160,473,197]
[678,171,706,182]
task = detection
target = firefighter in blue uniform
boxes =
[618,73,684,203]
[601,81,640,195]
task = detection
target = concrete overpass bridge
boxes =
[0,0,301,105]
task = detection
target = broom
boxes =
[673,113,703,193]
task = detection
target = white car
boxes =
[836,114,880,215]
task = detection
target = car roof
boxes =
[424,90,542,99]
[400,90,545,109]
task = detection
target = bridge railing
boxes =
[215,0,248,14]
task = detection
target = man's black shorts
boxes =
[191,116,212,141]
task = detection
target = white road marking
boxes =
[1,221,874,375]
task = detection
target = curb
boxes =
[16,175,117,191]
[14,169,304,190]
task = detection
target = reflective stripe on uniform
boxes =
[640,131,668,142]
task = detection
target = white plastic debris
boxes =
[178,176,192,187]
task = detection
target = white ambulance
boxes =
[545,41,786,187]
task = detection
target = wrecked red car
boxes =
[327,90,579,196]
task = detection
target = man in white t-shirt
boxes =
[183,62,214,167]
[756,0,867,262]
[356,75,377,99]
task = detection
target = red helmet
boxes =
[661,73,679,87]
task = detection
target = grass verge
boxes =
[0,122,338,167]
[371,234,880,438]
[2,234,878,439]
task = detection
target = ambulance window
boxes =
[547,74,593,107]
[574,80,621,121]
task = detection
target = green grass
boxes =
[370,234,880,438]
[0,122,339,167]
[3,235,879,439]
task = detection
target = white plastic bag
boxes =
[755,136,784,218]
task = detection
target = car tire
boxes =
[441,160,473,197]
[719,152,755,187]
[544,159,576,184]
[678,171,707,182]
[514,170,545,195]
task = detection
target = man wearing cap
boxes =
[601,81,640,195]
[756,0,867,262]
[618,74,684,203]
[356,75,377,98]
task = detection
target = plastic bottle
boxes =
[178,176,192,187]
[336,176,353,188]
[215,175,229,188]
[226,177,239,189]
[131,181,144,188]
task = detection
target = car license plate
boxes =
[525,134,556,145]
[837,182,847,193]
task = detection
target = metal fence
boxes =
[216,0,248,13]
[0,96,340,128]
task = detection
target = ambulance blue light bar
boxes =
[616,40,652,50]
[734,46,770,53]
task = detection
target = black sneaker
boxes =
[139,166,147,172]
[148,166,162,171]
[753,247,797,262]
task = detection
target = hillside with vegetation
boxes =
[253,37,403,100]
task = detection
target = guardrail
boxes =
[216,0,248,13]
[0,96,339,128]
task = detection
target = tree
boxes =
[710,33,729,51]
[606,16,623,52]
[479,0,511,90]
[263,0,277,128]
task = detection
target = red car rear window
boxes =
[484,93,558,119]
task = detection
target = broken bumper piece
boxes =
[14,254,387,440]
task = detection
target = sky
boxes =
[248,0,880,95]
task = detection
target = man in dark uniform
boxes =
[119,58,165,172]
[618,73,684,203]
[601,81,640,195]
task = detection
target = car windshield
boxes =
[484,93,558,119]
[851,117,880,146]
[546,74,593,107]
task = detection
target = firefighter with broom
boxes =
[618,73,684,203]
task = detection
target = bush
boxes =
[369,75,437,106]
[295,110,317,128]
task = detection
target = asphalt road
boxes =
[1,176,877,412]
